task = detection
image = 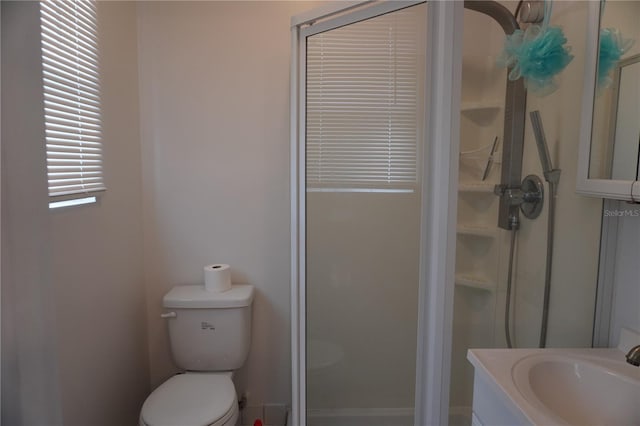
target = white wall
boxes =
[136,1,320,405]
[1,3,62,424]
[49,2,149,425]
[2,2,149,425]
[608,202,640,344]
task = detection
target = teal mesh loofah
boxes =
[598,28,634,88]
[498,1,573,96]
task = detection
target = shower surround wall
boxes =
[136,1,321,407]
[515,1,602,347]
[451,0,603,415]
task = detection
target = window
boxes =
[40,0,105,204]
[305,8,423,192]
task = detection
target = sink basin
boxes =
[512,354,640,425]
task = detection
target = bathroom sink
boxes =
[512,354,640,425]
[468,330,640,426]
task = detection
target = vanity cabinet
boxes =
[470,368,529,426]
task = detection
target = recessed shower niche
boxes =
[451,49,510,422]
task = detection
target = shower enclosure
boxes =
[294,3,427,425]
[291,2,462,424]
[291,1,602,425]
[304,3,425,422]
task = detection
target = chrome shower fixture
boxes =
[482,136,500,181]
[517,1,545,24]
[530,110,553,173]
[520,175,544,219]
[528,110,561,348]
[495,174,544,222]
[530,110,562,185]
[464,0,527,230]
[627,345,640,366]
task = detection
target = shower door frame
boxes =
[290,1,463,425]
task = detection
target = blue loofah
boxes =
[498,1,573,96]
[598,28,634,89]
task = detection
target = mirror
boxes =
[577,1,640,200]
[606,55,640,181]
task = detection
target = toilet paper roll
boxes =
[204,264,232,292]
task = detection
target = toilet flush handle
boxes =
[160,312,177,319]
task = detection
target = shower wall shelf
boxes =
[456,225,496,238]
[458,182,495,193]
[454,46,507,416]
[461,101,502,126]
[460,101,502,112]
[454,275,495,292]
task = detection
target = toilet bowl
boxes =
[140,372,238,426]
[140,284,254,426]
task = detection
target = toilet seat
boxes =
[140,373,237,426]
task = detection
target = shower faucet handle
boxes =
[544,169,562,185]
[494,185,526,206]
[494,184,524,205]
[494,176,545,220]
[494,184,507,196]
[506,188,525,206]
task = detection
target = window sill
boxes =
[49,195,98,210]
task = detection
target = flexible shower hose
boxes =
[504,227,518,349]
[538,180,557,348]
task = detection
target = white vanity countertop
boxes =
[468,347,628,425]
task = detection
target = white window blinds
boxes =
[305,8,422,191]
[40,0,105,198]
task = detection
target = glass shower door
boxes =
[303,3,426,425]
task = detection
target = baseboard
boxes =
[448,405,472,426]
[240,403,287,426]
[287,404,472,425]
[293,405,472,426]
[306,407,414,426]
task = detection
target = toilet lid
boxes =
[141,373,236,426]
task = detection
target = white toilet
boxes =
[140,284,254,426]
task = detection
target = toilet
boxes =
[140,284,254,426]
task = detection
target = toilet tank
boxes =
[162,284,254,371]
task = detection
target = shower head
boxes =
[529,110,554,175]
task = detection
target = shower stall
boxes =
[291,1,602,425]
[292,4,431,424]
